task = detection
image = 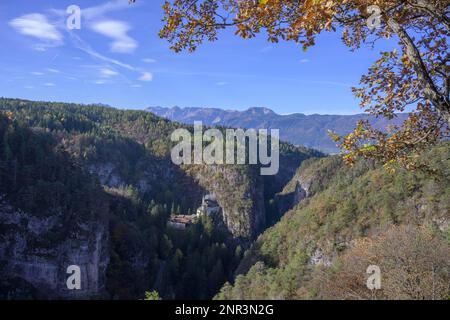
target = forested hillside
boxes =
[0,112,110,298]
[216,144,450,300]
[1,97,447,300]
[0,98,320,299]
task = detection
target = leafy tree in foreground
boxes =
[143,0,449,169]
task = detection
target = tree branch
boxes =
[386,16,450,126]
[406,0,450,31]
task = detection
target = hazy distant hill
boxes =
[147,106,407,153]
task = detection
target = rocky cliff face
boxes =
[185,164,266,240]
[0,194,109,299]
[86,156,267,241]
[274,169,314,215]
[274,156,350,216]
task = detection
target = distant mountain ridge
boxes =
[147,106,407,153]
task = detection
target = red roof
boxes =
[169,214,196,225]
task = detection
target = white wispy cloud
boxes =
[216,81,228,86]
[131,84,142,88]
[300,59,310,63]
[49,0,131,20]
[44,82,55,86]
[91,20,137,53]
[31,72,44,76]
[9,14,63,50]
[8,2,150,85]
[70,32,152,83]
[139,72,153,82]
[70,32,136,70]
[75,1,137,54]
[46,68,60,73]
[100,68,119,77]
[94,80,107,85]
[80,0,131,20]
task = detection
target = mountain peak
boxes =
[245,107,276,115]
[146,105,407,153]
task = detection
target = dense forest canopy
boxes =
[216,142,450,300]
[0,98,320,299]
[1,97,448,300]
[0,100,242,299]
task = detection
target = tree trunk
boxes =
[408,0,450,31]
[386,16,450,126]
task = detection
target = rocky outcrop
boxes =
[274,156,342,215]
[274,175,312,215]
[185,165,266,240]
[0,195,109,299]
[87,156,206,214]
[87,163,124,189]
[88,158,267,241]
[291,180,310,207]
[309,248,332,267]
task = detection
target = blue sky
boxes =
[0,0,397,115]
